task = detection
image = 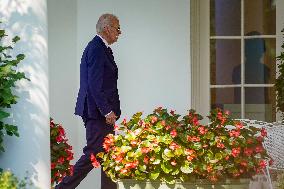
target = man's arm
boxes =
[87,47,112,116]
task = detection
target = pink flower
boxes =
[171,160,177,166]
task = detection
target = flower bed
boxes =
[50,118,74,186]
[96,108,269,184]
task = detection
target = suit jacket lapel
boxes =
[95,36,118,69]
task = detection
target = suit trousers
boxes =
[55,118,116,189]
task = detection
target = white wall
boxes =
[77,1,191,188]
[47,0,80,158]
[0,0,50,188]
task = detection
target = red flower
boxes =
[206,165,213,172]
[125,160,139,169]
[229,129,240,138]
[144,156,149,164]
[120,168,129,174]
[90,153,100,168]
[259,160,267,168]
[122,118,127,125]
[141,147,150,154]
[235,122,243,129]
[170,110,175,115]
[170,129,177,138]
[114,124,119,131]
[57,157,65,164]
[187,155,195,161]
[198,126,207,135]
[185,149,195,155]
[56,136,64,143]
[188,136,200,142]
[261,128,267,137]
[151,116,158,123]
[103,134,114,152]
[244,148,253,156]
[257,136,263,142]
[231,147,241,157]
[169,142,180,150]
[192,116,199,126]
[114,155,123,163]
[165,125,171,130]
[255,145,264,153]
[51,163,56,169]
[240,160,248,167]
[217,142,225,149]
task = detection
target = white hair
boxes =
[96,13,118,34]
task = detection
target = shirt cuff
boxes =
[105,111,113,117]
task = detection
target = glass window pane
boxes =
[245,38,276,84]
[211,88,241,119]
[211,39,241,85]
[244,0,276,35]
[210,0,241,36]
[245,87,276,122]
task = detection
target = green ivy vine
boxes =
[0,22,28,152]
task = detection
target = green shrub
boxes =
[0,170,32,189]
[0,22,28,152]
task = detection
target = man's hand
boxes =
[105,111,117,125]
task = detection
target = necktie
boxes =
[107,47,113,55]
[107,47,114,60]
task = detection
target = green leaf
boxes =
[152,158,161,165]
[163,148,174,158]
[0,110,10,120]
[174,148,183,156]
[149,171,159,180]
[161,162,173,173]
[138,165,146,172]
[192,142,201,150]
[180,161,193,174]
[16,54,25,61]
[0,30,5,37]
[12,36,20,43]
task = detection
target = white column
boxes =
[0,0,49,188]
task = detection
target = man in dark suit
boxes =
[55,13,121,189]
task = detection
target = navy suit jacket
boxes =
[75,36,121,120]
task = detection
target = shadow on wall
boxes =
[0,0,49,188]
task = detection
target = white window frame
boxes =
[190,0,284,121]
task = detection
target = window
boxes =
[191,0,283,122]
